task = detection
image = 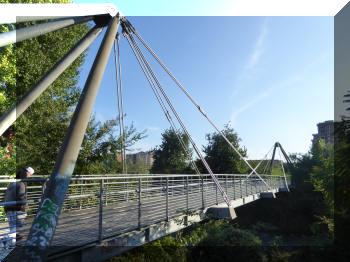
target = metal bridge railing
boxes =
[0,174,289,249]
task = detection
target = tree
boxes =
[203,124,248,174]
[310,139,334,234]
[127,158,151,174]
[334,119,350,247]
[0,0,91,176]
[0,1,18,176]
[74,116,146,175]
[0,0,148,177]
[150,129,194,174]
[289,152,314,191]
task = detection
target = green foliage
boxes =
[187,220,262,262]
[247,160,267,174]
[127,158,151,174]
[250,221,279,234]
[195,220,261,246]
[333,120,350,247]
[309,139,334,234]
[109,235,187,262]
[202,123,248,174]
[0,0,147,177]
[286,139,335,238]
[0,0,91,176]
[108,220,263,262]
[0,145,16,176]
[0,206,6,222]
[74,116,146,175]
[289,152,315,191]
[151,129,194,174]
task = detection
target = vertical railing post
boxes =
[198,176,200,195]
[126,176,129,202]
[172,178,174,196]
[240,176,242,198]
[215,177,218,205]
[233,175,236,200]
[146,176,149,199]
[225,175,228,197]
[98,179,104,243]
[166,177,169,221]
[105,178,108,206]
[186,176,189,211]
[80,183,83,210]
[138,178,142,229]
[266,176,269,191]
[201,178,204,210]
[254,178,257,194]
[245,176,248,197]
[190,176,192,194]
[250,177,253,195]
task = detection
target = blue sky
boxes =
[74,2,334,160]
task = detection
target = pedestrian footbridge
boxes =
[0,4,293,261]
[1,174,289,261]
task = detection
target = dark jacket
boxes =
[4,181,27,212]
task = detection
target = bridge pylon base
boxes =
[205,206,237,219]
[260,192,276,198]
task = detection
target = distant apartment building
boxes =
[126,151,154,166]
[312,120,334,145]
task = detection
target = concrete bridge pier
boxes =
[205,206,237,219]
[260,191,276,198]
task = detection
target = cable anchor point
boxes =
[120,17,136,37]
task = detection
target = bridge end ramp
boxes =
[205,206,237,219]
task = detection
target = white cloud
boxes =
[146,126,161,132]
[230,68,307,124]
[245,18,268,71]
[231,18,269,98]
[231,88,272,124]
[231,49,330,125]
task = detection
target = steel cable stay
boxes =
[113,38,123,170]
[117,34,128,175]
[121,28,200,174]
[244,144,275,183]
[120,19,271,190]
[113,34,130,201]
[123,33,201,176]
[122,34,204,207]
[122,31,231,207]
[113,33,127,175]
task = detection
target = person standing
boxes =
[4,167,34,247]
